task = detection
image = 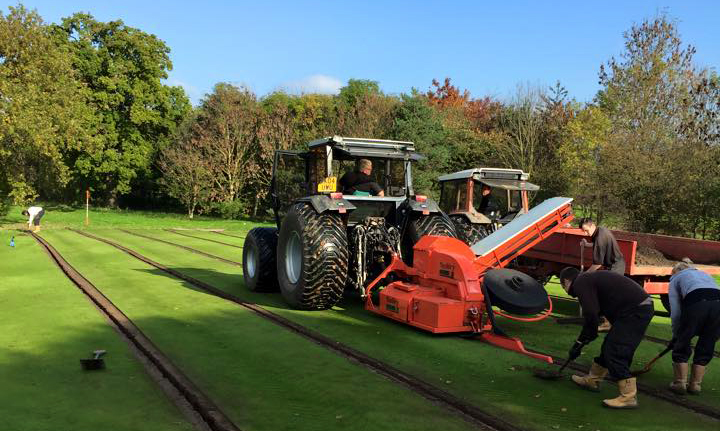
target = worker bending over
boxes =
[339,159,384,196]
[559,267,654,408]
[667,259,720,395]
[22,206,45,232]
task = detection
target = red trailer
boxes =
[516,227,720,309]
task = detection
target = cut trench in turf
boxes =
[165,229,242,249]
[212,231,246,240]
[68,228,526,431]
[30,232,241,431]
[69,228,720,425]
[120,229,242,267]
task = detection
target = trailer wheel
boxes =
[449,215,491,247]
[277,203,349,310]
[402,213,458,265]
[243,227,279,292]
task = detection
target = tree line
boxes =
[1,5,718,239]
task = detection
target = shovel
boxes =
[80,350,107,371]
[532,356,573,380]
[631,345,672,376]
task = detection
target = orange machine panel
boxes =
[379,283,417,322]
[412,296,465,329]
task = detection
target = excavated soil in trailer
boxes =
[635,246,677,266]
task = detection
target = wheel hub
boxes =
[286,231,302,284]
[246,246,257,279]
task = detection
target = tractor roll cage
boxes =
[439,168,539,218]
[271,137,432,228]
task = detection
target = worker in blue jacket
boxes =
[667,259,720,395]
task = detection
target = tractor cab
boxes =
[438,168,539,245]
[272,136,426,227]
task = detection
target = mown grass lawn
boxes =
[76,227,720,431]
[0,233,194,431]
[35,229,478,431]
[0,204,269,231]
[3,206,720,431]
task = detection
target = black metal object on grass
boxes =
[80,349,106,370]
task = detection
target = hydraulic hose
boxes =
[493,296,554,322]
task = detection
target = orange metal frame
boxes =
[363,202,574,363]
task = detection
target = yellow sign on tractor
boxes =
[318,176,337,193]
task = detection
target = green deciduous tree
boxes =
[158,135,213,219]
[389,93,450,197]
[53,13,190,204]
[0,5,94,205]
[558,106,611,219]
[596,15,718,234]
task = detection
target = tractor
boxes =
[243,136,457,310]
[438,168,539,246]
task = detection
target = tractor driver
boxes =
[476,184,499,216]
[339,159,385,196]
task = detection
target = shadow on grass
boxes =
[135,266,294,310]
[133,265,429,331]
[1,321,194,431]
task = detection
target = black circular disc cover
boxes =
[483,269,549,315]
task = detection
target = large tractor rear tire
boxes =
[450,215,491,247]
[402,213,458,265]
[277,203,349,310]
[243,227,279,292]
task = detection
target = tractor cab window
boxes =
[386,160,407,197]
[473,182,505,215]
[334,158,407,197]
[273,152,307,219]
[439,180,468,213]
[508,190,523,213]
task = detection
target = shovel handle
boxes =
[632,345,673,376]
[557,356,572,373]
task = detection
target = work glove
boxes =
[568,340,585,361]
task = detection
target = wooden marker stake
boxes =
[85,189,90,226]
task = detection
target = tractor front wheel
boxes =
[277,203,349,310]
[243,227,279,292]
[449,215,491,247]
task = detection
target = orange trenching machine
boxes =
[364,197,574,363]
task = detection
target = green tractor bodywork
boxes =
[438,168,539,246]
[243,136,457,310]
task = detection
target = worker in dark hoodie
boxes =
[559,266,654,408]
[667,258,720,395]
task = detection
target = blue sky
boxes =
[7,1,720,105]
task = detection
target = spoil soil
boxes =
[634,246,676,266]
